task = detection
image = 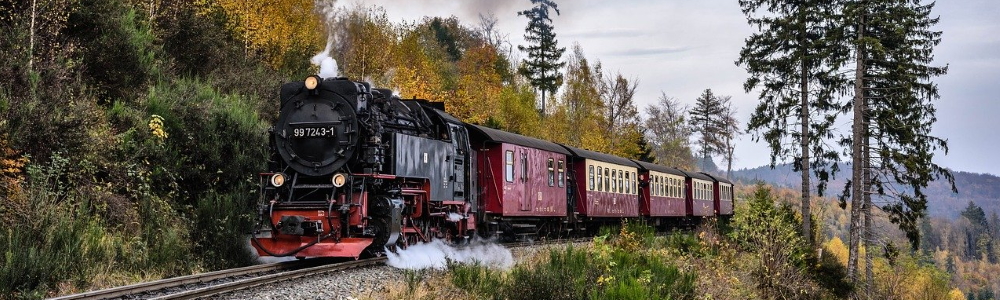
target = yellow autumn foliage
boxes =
[452,45,503,125]
[823,236,849,267]
[947,288,965,300]
[389,30,447,101]
[213,0,325,70]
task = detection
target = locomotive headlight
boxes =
[270,173,287,187]
[304,75,320,90]
[331,173,347,187]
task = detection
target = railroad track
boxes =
[50,238,584,300]
[47,257,382,300]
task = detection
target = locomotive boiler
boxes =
[250,76,476,259]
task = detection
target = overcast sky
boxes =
[345,0,1000,175]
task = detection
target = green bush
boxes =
[662,231,705,257]
[450,236,696,300]
[728,184,819,299]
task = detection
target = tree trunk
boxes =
[864,108,874,297]
[726,138,733,180]
[847,13,866,283]
[800,20,813,247]
[864,181,874,297]
[29,0,37,72]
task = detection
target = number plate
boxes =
[291,126,337,138]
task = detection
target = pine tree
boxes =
[688,89,726,169]
[517,0,565,115]
[845,0,956,283]
[738,0,849,248]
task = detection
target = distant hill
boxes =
[730,163,1000,219]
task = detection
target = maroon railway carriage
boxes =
[678,170,716,217]
[562,146,640,218]
[631,160,688,217]
[700,172,735,217]
[466,125,569,220]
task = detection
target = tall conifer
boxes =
[738,0,848,247]
[844,0,955,282]
[517,0,565,115]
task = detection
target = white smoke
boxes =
[386,239,514,270]
[447,213,464,222]
[311,39,340,78]
[312,0,341,78]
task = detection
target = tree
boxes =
[517,0,565,115]
[688,89,726,170]
[337,5,397,85]
[844,0,956,284]
[719,98,741,179]
[738,0,848,249]
[214,0,326,73]
[557,44,605,150]
[644,93,695,170]
[599,72,643,158]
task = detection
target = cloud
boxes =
[603,46,692,57]
[563,28,647,39]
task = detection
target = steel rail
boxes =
[149,257,387,300]
[48,259,322,300]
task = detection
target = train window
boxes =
[674,178,679,198]
[625,172,630,194]
[656,176,666,196]
[656,176,662,196]
[668,178,673,198]
[589,165,595,191]
[660,176,665,196]
[604,168,610,192]
[618,170,624,194]
[505,151,514,182]
[597,166,603,192]
[633,172,637,195]
[547,158,555,187]
[673,178,678,198]
[649,175,660,196]
[558,160,565,188]
[611,170,617,193]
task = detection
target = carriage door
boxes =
[449,124,468,202]
[519,150,532,211]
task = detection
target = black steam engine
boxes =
[251,76,476,258]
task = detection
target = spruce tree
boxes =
[517,0,565,115]
[688,89,726,170]
[738,0,849,248]
[845,0,956,283]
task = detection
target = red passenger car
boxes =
[701,173,735,217]
[563,146,640,218]
[632,160,687,217]
[467,125,569,218]
[681,171,716,217]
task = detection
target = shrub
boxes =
[729,184,819,299]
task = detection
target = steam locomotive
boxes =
[250,76,734,259]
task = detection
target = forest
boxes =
[0,0,994,299]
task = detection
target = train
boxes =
[249,76,734,259]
